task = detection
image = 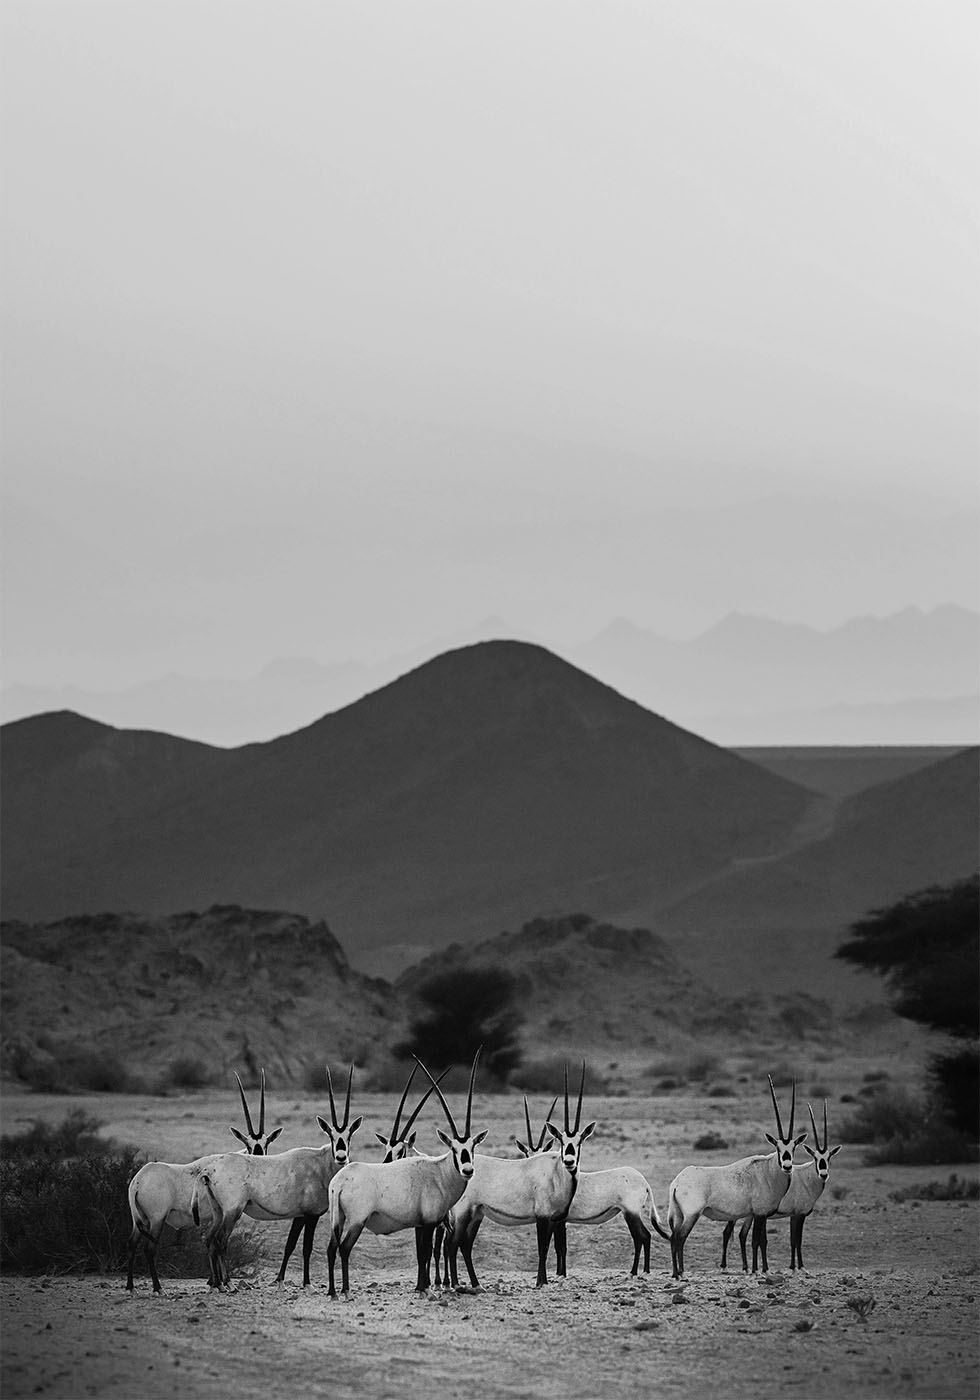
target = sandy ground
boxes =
[2,1088,978,1399]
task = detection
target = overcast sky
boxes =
[2,1,977,691]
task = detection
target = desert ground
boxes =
[1,1075,978,1400]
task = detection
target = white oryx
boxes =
[515,1097,670,1276]
[720,1100,841,1272]
[327,1050,485,1296]
[273,1065,363,1284]
[126,1070,282,1292]
[193,1064,364,1288]
[443,1063,596,1290]
[667,1076,805,1278]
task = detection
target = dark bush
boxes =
[19,1047,135,1094]
[395,967,523,1084]
[931,1046,979,1138]
[693,1131,729,1151]
[838,1085,975,1164]
[888,1174,980,1203]
[167,1056,210,1089]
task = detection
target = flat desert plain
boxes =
[1,1085,978,1400]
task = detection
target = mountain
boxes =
[653,746,980,998]
[571,605,979,745]
[0,906,394,1087]
[3,607,976,748]
[0,641,810,971]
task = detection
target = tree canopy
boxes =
[836,875,979,1038]
[395,967,523,1084]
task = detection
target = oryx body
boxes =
[667,1077,805,1278]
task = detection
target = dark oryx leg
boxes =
[457,1218,482,1289]
[552,1218,568,1277]
[720,1220,733,1270]
[328,1222,363,1297]
[127,1222,162,1293]
[535,1217,556,1287]
[300,1214,319,1287]
[790,1214,807,1270]
[415,1223,436,1292]
[623,1212,651,1275]
[750,1216,769,1273]
[669,1205,702,1279]
[276,1217,305,1283]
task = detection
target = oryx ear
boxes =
[829,1144,842,1158]
[348,1116,364,1136]
[579,1121,597,1142]
[802,1143,817,1161]
[375,1132,389,1146]
[473,1129,488,1146]
[544,1122,562,1141]
[436,1127,452,1148]
[794,1132,808,1147]
[316,1115,335,1138]
[229,1126,249,1146]
[406,1132,416,1147]
[515,1139,531,1156]
[265,1127,284,1147]
[764,1132,777,1147]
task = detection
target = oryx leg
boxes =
[328,1223,363,1298]
[414,1222,436,1293]
[535,1217,556,1287]
[300,1214,320,1287]
[790,1214,806,1271]
[276,1216,304,1283]
[127,1221,162,1294]
[669,1206,701,1279]
[720,1220,733,1270]
[552,1218,568,1277]
[456,1216,482,1290]
[750,1215,769,1273]
[623,1212,651,1275]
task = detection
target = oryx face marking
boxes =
[315,1064,363,1165]
[802,1100,841,1181]
[763,1075,806,1174]
[543,1062,595,1177]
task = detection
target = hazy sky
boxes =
[2,1,977,690]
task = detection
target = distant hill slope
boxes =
[653,746,980,998]
[0,641,810,969]
[0,905,393,1087]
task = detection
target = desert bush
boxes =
[838,1085,975,1164]
[644,1052,721,1086]
[931,1045,980,1138]
[395,967,523,1085]
[888,1174,979,1202]
[166,1056,210,1089]
[18,1047,135,1094]
[513,1056,611,1097]
[693,1131,729,1151]
[0,1114,264,1279]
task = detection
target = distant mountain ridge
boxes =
[1,641,811,975]
[2,606,975,747]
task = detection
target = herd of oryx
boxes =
[126,1049,841,1296]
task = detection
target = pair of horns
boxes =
[768,1074,796,1140]
[523,1095,558,1152]
[387,1060,452,1144]
[414,1046,482,1138]
[808,1099,829,1152]
[325,1064,355,1131]
[563,1061,587,1134]
[235,1069,266,1137]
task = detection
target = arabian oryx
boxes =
[443,1063,596,1291]
[516,1096,670,1276]
[327,1050,486,1297]
[721,1100,841,1272]
[193,1064,364,1288]
[667,1076,806,1278]
[126,1070,283,1292]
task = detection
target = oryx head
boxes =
[802,1100,841,1181]
[415,1048,487,1179]
[315,1064,364,1165]
[515,1095,559,1157]
[230,1069,284,1154]
[375,1061,450,1163]
[543,1062,596,1175]
[764,1075,807,1173]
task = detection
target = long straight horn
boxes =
[767,1074,785,1140]
[823,1099,828,1149]
[326,1064,339,1128]
[390,1062,420,1140]
[574,1061,586,1133]
[523,1096,534,1147]
[235,1072,257,1137]
[464,1046,481,1136]
[414,1057,459,1136]
[789,1079,796,1136]
[399,1064,452,1139]
[342,1064,353,1129]
[258,1069,266,1135]
[807,1101,819,1149]
[538,1096,558,1151]
[563,1062,571,1134]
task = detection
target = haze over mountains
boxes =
[3,640,976,996]
[2,606,976,749]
